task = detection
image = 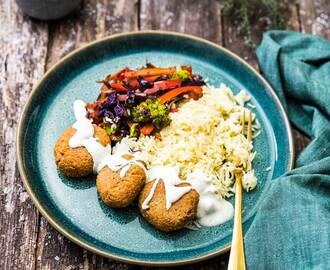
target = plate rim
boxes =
[16,30,294,266]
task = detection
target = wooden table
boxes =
[1,0,329,269]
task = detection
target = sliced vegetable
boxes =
[182,74,206,86]
[124,67,176,78]
[89,64,204,139]
[171,70,191,81]
[144,79,181,95]
[126,79,139,88]
[159,86,203,104]
[117,94,127,102]
[140,124,155,135]
[106,67,130,81]
[143,75,160,82]
[110,82,128,91]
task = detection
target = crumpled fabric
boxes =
[244,31,330,270]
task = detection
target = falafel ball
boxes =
[96,156,146,208]
[54,125,110,177]
[138,180,199,232]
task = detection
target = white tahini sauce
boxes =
[69,100,234,227]
[142,166,192,210]
[141,178,160,210]
[99,154,146,178]
[68,100,145,176]
[141,167,234,227]
[83,137,111,173]
[187,170,234,227]
[69,100,94,148]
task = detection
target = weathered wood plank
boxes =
[0,1,49,269]
[46,0,138,70]
[299,0,330,39]
[36,1,139,269]
[140,1,226,269]
[290,0,330,156]
[3,0,327,269]
[140,0,223,45]
[222,0,311,156]
[222,0,301,70]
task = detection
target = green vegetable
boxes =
[129,123,140,138]
[103,117,117,135]
[223,0,286,47]
[105,125,116,136]
[132,98,171,129]
[171,70,191,81]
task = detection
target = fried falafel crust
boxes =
[54,125,110,177]
[138,180,199,232]
[96,163,146,208]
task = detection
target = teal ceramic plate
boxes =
[17,31,294,266]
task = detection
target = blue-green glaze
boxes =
[17,31,293,265]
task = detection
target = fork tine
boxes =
[247,111,252,142]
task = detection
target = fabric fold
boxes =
[245,31,330,269]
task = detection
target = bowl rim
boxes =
[16,30,294,266]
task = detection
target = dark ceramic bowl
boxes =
[16,0,82,20]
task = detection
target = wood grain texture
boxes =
[0,0,48,269]
[299,0,330,39]
[46,0,138,70]
[1,0,329,269]
[223,0,301,70]
[35,1,139,270]
[140,0,223,44]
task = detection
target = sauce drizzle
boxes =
[69,100,234,227]
[142,166,192,210]
[68,100,145,176]
[187,170,234,226]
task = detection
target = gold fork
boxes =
[227,111,252,270]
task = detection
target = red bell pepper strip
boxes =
[124,67,176,78]
[126,78,139,88]
[140,124,155,135]
[159,86,203,104]
[144,79,181,95]
[143,76,160,82]
[110,82,128,91]
[105,67,130,81]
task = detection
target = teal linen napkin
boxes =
[244,31,330,269]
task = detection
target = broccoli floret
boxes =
[132,99,171,129]
[171,70,191,81]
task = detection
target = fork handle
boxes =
[228,176,246,270]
